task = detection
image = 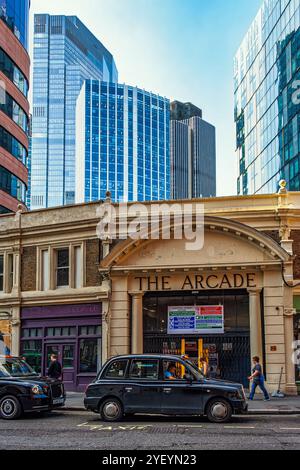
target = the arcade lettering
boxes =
[135,273,257,292]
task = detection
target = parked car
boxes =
[0,356,65,420]
[84,354,248,423]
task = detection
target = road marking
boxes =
[224,426,256,429]
[280,428,300,431]
[77,423,154,432]
[176,425,203,428]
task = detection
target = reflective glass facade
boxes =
[0,0,30,50]
[0,0,29,212]
[0,125,27,164]
[234,0,300,194]
[0,89,28,132]
[0,165,26,201]
[0,47,29,96]
[30,15,118,210]
[76,81,170,203]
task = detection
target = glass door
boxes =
[45,343,76,391]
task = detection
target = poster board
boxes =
[168,305,224,335]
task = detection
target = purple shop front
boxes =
[21,304,102,392]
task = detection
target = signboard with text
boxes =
[167,306,224,335]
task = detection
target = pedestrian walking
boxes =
[47,353,62,380]
[248,356,270,401]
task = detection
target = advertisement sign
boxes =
[168,306,224,335]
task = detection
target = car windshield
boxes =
[0,357,38,378]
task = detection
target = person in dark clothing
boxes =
[47,354,62,380]
[248,356,270,401]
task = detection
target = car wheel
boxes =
[206,398,232,423]
[100,398,123,422]
[0,395,22,420]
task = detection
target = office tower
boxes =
[76,80,170,203]
[0,0,30,212]
[30,14,118,209]
[235,0,300,194]
[170,101,216,199]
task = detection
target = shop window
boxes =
[104,360,128,379]
[21,340,42,373]
[63,345,75,369]
[129,360,159,380]
[0,255,3,291]
[56,248,69,288]
[46,326,76,337]
[22,328,43,338]
[79,338,101,373]
[79,325,101,336]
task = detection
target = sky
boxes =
[30,0,262,197]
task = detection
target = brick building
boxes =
[0,188,299,392]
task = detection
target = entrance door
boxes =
[45,343,76,391]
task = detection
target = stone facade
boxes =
[0,192,299,393]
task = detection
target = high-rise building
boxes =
[234,0,300,195]
[0,0,30,213]
[75,80,170,203]
[30,14,118,210]
[170,101,216,200]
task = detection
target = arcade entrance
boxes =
[143,290,251,387]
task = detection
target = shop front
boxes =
[101,215,298,395]
[20,303,102,392]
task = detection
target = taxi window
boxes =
[104,360,128,379]
[163,360,191,381]
[129,360,159,380]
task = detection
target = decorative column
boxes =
[283,308,298,395]
[248,288,263,365]
[131,292,144,354]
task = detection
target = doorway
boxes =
[45,343,76,391]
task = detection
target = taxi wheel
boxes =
[100,398,123,422]
[206,398,232,423]
[0,395,22,420]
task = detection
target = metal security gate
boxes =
[144,333,251,388]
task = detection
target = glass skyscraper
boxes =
[76,80,170,203]
[30,14,118,210]
[170,101,216,200]
[234,0,300,194]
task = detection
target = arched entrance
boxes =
[101,216,296,393]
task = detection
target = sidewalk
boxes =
[64,392,300,415]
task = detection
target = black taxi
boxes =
[84,354,248,423]
[0,356,65,420]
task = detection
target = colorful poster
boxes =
[168,306,224,335]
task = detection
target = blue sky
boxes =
[30,0,262,196]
